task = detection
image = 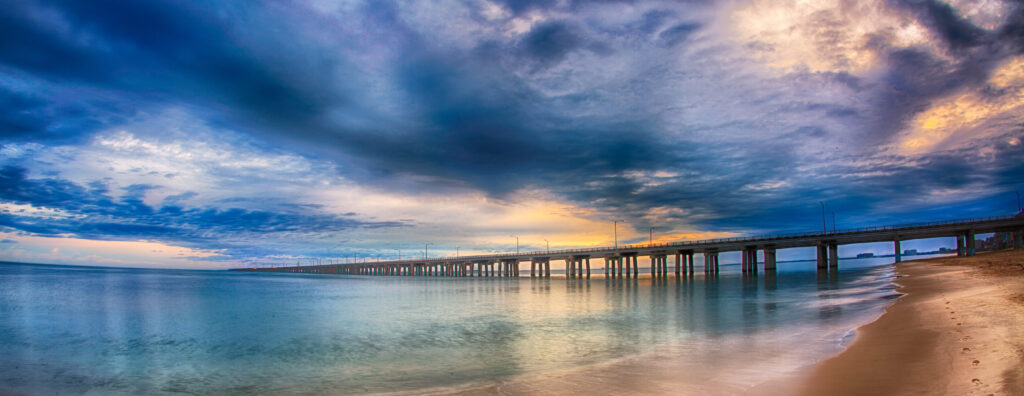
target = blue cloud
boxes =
[0,166,404,256]
[1,0,1023,264]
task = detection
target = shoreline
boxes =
[794,250,1024,395]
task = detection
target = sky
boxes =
[1,0,1022,268]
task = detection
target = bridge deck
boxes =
[235,214,1024,276]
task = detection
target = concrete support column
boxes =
[544,260,550,277]
[531,261,536,277]
[650,256,657,274]
[615,257,622,277]
[817,243,828,268]
[675,254,681,275]
[894,239,901,263]
[586,258,591,278]
[765,247,777,271]
[966,230,976,256]
[741,248,749,273]
[633,256,639,277]
[828,243,838,268]
[1015,230,1023,250]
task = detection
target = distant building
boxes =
[856,252,874,258]
[938,247,950,252]
[903,249,918,256]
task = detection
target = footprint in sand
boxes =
[963,348,971,352]
[961,336,972,341]
[972,378,982,385]
[972,360,980,366]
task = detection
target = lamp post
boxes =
[832,211,837,233]
[456,247,459,259]
[510,235,519,254]
[819,201,827,234]
[543,238,549,253]
[614,220,618,249]
[424,243,432,259]
[394,248,401,261]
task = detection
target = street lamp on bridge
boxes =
[819,201,827,234]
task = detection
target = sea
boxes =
[0,254,948,395]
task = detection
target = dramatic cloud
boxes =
[1,0,1022,266]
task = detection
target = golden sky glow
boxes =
[728,0,930,74]
[0,232,226,268]
[899,56,1024,155]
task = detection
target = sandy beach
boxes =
[796,249,1024,396]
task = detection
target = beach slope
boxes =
[798,250,1024,396]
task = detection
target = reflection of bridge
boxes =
[235,214,1024,278]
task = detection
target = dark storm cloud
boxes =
[0,166,403,254]
[521,21,585,64]
[861,0,1024,144]
[0,0,341,142]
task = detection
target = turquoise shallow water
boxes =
[0,256,932,395]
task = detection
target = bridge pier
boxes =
[966,230,976,256]
[764,246,777,271]
[828,243,838,268]
[817,243,829,268]
[742,246,758,274]
[1015,230,1023,249]
[894,238,901,263]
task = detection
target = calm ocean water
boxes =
[0,255,940,395]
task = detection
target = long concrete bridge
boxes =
[235,214,1024,278]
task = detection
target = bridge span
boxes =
[235,214,1024,278]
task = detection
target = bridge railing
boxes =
[250,213,1021,268]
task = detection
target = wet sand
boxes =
[796,250,1024,396]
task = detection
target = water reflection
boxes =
[0,257,906,395]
